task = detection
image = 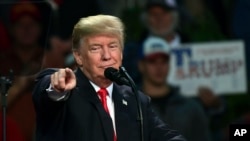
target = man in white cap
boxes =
[143,0,189,47]
[138,36,211,141]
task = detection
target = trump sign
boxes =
[168,40,247,96]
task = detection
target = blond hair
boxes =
[72,15,125,50]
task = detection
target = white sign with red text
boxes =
[167,40,247,96]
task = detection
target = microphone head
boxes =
[104,67,128,85]
[104,67,118,81]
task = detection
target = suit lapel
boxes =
[75,68,114,141]
[113,84,131,141]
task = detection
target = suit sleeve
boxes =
[32,68,69,124]
[144,96,186,141]
[46,84,69,101]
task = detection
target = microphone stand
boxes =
[119,66,144,141]
[0,75,12,141]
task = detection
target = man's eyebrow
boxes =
[89,43,102,47]
[108,41,119,45]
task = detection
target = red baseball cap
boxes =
[10,1,41,23]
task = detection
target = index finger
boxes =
[65,68,75,78]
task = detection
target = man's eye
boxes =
[109,45,118,48]
[90,46,100,51]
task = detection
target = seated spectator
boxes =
[138,36,211,141]
[142,0,190,47]
[1,2,44,75]
[123,0,189,84]
[0,2,45,141]
[142,0,225,118]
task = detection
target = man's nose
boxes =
[102,47,111,61]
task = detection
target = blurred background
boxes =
[0,0,249,141]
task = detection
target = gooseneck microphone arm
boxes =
[119,66,144,141]
[0,71,13,141]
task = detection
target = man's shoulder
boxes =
[114,84,150,103]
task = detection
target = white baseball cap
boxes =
[141,36,170,59]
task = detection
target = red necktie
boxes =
[97,88,110,114]
[97,88,117,141]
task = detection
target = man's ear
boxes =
[121,53,123,60]
[73,50,83,66]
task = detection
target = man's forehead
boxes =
[83,34,120,43]
[144,54,169,62]
[80,34,120,46]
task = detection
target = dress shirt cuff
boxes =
[46,84,69,101]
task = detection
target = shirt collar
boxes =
[89,81,113,98]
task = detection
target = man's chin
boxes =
[151,29,172,37]
[152,80,166,86]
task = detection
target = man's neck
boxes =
[89,81,113,97]
[142,80,169,98]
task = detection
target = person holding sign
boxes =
[138,36,211,141]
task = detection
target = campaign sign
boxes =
[167,41,247,96]
[229,124,250,141]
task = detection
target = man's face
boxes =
[74,34,123,84]
[139,55,169,85]
[147,6,176,36]
[12,15,41,46]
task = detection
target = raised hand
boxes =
[50,68,76,92]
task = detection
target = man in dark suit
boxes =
[32,14,186,141]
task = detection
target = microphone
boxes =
[104,67,130,86]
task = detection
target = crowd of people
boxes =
[0,0,249,141]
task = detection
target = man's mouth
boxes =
[100,64,115,69]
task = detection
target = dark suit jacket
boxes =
[32,68,185,141]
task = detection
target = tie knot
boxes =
[97,88,108,98]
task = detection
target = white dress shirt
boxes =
[89,81,116,133]
[46,81,116,133]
